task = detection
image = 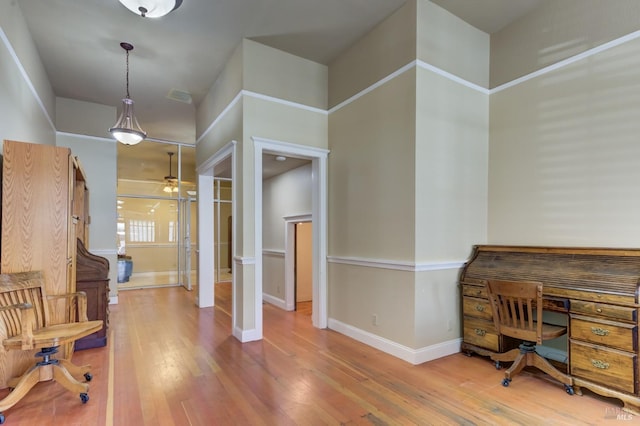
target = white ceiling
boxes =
[16,0,543,181]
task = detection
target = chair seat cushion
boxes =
[3,320,103,351]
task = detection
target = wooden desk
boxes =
[460,245,640,413]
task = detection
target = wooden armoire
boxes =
[0,140,91,387]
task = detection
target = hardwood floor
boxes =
[0,283,631,425]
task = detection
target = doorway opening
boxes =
[294,221,313,316]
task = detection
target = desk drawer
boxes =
[571,315,637,352]
[570,301,637,323]
[570,340,637,394]
[462,284,487,299]
[463,297,492,320]
[463,317,499,352]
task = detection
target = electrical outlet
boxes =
[372,314,378,326]
[447,319,452,331]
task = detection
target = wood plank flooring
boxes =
[0,283,632,425]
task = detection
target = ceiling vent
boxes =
[166,89,192,104]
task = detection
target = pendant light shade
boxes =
[118,0,183,18]
[109,42,146,145]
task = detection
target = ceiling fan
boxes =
[163,152,179,193]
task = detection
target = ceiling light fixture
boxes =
[118,0,183,18]
[109,42,146,145]
[163,152,179,193]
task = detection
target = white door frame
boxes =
[253,137,329,330]
[196,140,237,310]
[283,214,312,311]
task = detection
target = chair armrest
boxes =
[46,291,89,322]
[0,303,36,350]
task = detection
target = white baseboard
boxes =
[328,318,461,365]
[262,293,287,310]
[233,326,262,343]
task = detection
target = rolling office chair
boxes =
[486,279,574,395]
[0,271,103,423]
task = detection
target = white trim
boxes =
[284,214,312,311]
[262,249,285,257]
[253,137,329,332]
[490,30,640,94]
[109,296,118,305]
[416,60,489,94]
[262,293,287,310]
[327,256,465,272]
[0,27,55,131]
[243,90,327,115]
[196,92,243,144]
[89,248,118,256]
[197,140,237,310]
[328,318,461,365]
[328,61,416,114]
[234,256,256,265]
[232,326,261,342]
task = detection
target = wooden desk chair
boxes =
[0,271,103,424]
[486,279,574,395]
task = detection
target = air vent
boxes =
[166,88,192,104]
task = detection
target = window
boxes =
[129,219,155,242]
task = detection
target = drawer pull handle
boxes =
[591,359,610,369]
[591,327,609,336]
[476,290,482,296]
[596,308,602,313]
[475,304,485,312]
[474,328,486,337]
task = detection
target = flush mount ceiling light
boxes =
[118,0,183,18]
[109,42,146,146]
[163,152,179,193]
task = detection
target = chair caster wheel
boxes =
[0,412,5,424]
[502,378,511,387]
[80,393,89,404]
[565,385,574,395]
[494,361,501,370]
[84,373,93,382]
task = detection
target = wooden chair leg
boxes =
[504,352,527,380]
[52,364,89,395]
[0,366,41,412]
[57,359,92,381]
[530,352,572,385]
[490,348,520,363]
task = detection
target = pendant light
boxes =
[118,0,183,18]
[163,152,179,193]
[109,42,146,146]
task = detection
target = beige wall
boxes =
[489,23,640,247]
[328,0,417,108]
[490,0,640,88]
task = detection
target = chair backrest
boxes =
[0,271,49,340]
[486,279,543,345]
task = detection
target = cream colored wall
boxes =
[489,34,640,247]
[416,0,489,87]
[490,0,640,88]
[328,0,417,108]
[329,69,416,260]
[414,68,488,261]
[0,1,55,145]
[244,39,327,110]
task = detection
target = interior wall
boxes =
[489,13,640,247]
[0,1,56,145]
[490,0,640,88]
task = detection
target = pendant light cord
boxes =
[125,48,130,99]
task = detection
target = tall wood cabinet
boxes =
[0,140,89,387]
